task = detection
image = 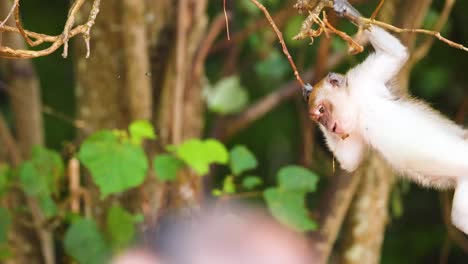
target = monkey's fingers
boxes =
[333,0,363,26]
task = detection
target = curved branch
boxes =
[0,0,101,59]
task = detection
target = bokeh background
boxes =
[1,0,467,263]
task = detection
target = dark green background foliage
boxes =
[0,0,467,263]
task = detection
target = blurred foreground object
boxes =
[112,205,313,264]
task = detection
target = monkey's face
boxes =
[306,73,354,139]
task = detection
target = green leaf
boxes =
[19,146,64,197]
[222,176,236,194]
[284,15,305,47]
[64,219,110,264]
[263,188,316,232]
[153,154,184,182]
[277,166,319,192]
[0,208,11,244]
[242,176,262,190]
[106,205,136,250]
[129,120,156,145]
[78,131,149,198]
[38,195,58,218]
[212,189,223,197]
[254,51,289,82]
[204,76,249,114]
[238,0,262,15]
[229,145,258,175]
[175,139,229,175]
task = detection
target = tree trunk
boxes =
[0,2,46,263]
[74,0,208,222]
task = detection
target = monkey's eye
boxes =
[318,105,325,114]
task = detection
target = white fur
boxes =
[320,26,468,233]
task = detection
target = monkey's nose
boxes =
[309,112,320,121]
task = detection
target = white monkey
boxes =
[304,0,468,233]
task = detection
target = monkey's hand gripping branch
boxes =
[294,0,468,60]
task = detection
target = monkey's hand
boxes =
[333,0,362,25]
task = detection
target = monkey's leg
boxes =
[451,178,468,235]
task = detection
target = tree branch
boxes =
[250,0,306,87]
[0,0,101,59]
[308,170,361,264]
[409,0,455,66]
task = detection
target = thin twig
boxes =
[0,0,18,28]
[14,0,34,46]
[250,0,306,87]
[361,17,468,52]
[83,0,101,59]
[370,0,385,20]
[323,13,363,54]
[0,0,101,59]
[68,158,81,214]
[223,0,230,40]
[410,0,455,64]
[211,8,294,53]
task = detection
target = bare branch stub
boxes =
[0,0,101,59]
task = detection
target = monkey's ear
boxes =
[327,73,345,88]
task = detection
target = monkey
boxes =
[304,0,468,234]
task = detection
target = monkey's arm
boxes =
[347,26,408,84]
[320,126,366,172]
[334,0,408,83]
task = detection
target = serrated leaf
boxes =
[19,146,64,197]
[0,208,10,244]
[263,188,316,232]
[242,176,262,190]
[229,145,258,175]
[64,219,110,264]
[153,154,184,182]
[106,205,136,250]
[204,76,249,114]
[78,131,149,198]
[129,120,156,145]
[175,139,229,175]
[222,176,236,194]
[277,166,319,192]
